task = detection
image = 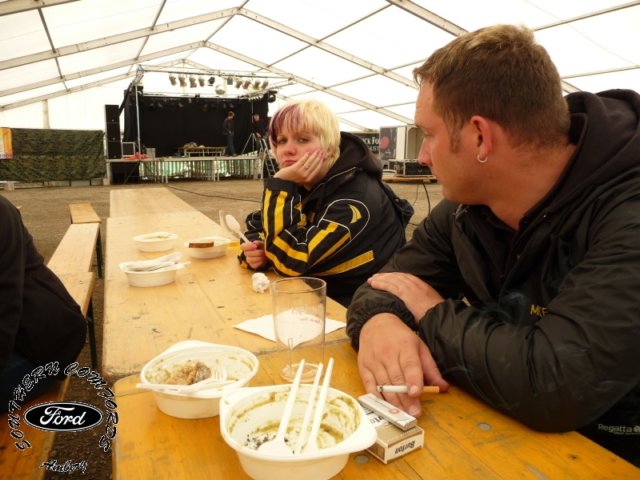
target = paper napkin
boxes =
[234,314,345,342]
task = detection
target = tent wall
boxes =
[0,128,105,183]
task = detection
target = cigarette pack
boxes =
[359,402,424,464]
[358,393,417,430]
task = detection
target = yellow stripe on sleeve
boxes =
[314,250,374,275]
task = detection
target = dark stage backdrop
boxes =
[123,92,269,157]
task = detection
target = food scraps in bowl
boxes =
[140,342,259,419]
[219,384,376,480]
[119,262,184,287]
[154,360,212,385]
[133,231,178,252]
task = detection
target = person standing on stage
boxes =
[222,111,236,156]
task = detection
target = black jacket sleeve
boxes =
[347,197,640,433]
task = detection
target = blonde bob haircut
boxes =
[269,99,341,167]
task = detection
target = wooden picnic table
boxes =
[105,187,637,479]
[111,341,638,479]
[109,187,197,217]
[102,189,347,383]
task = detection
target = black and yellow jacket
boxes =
[240,132,409,306]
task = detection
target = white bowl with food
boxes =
[139,341,259,419]
[133,231,178,252]
[219,384,376,480]
[119,257,184,288]
[184,236,231,259]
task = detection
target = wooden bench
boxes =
[69,203,103,278]
[48,224,100,369]
[56,272,98,369]
[47,223,100,277]
[69,202,101,224]
[0,272,96,480]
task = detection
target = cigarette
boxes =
[376,385,440,394]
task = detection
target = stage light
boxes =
[226,77,233,85]
[178,74,187,88]
[242,79,251,89]
[198,76,206,87]
[208,76,215,86]
[215,83,227,95]
[253,79,261,89]
[235,78,242,89]
[169,74,177,86]
[189,76,197,88]
[261,80,269,89]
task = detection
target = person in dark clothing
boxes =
[222,111,236,156]
[250,113,267,139]
[238,99,412,306]
[346,24,639,465]
[0,196,87,411]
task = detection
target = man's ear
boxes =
[470,115,492,158]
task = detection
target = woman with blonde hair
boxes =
[239,99,411,306]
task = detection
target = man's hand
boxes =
[368,272,444,323]
[358,314,448,416]
[240,240,268,270]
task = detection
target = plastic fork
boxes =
[303,357,334,453]
[137,366,229,393]
[294,362,324,454]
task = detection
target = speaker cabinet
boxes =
[105,104,120,124]
[106,122,120,142]
[107,141,122,159]
[105,104,121,150]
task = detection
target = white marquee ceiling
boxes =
[0,0,639,132]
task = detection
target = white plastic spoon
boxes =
[257,360,305,455]
[224,214,251,243]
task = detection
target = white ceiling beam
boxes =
[205,42,413,125]
[0,8,238,71]
[238,8,417,89]
[0,42,204,99]
[535,1,640,30]
[0,0,79,16]
[385,0,581,93]
[384,0,466,36]
[0,72,134,111]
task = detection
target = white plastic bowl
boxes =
[220,384,376,480]
[184,236,231,259]
[140,341,259,419]
[119,262,184,287]
[133,231,178,252]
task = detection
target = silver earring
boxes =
[477,154,489,163]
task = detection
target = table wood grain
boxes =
[111,342,638,480]
[103,192,347,383]
[109,187,197,217]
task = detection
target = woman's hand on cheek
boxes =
[275,149,327,186]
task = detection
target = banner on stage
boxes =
[0,127,13,159]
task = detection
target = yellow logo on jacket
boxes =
[349,204,362,223]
